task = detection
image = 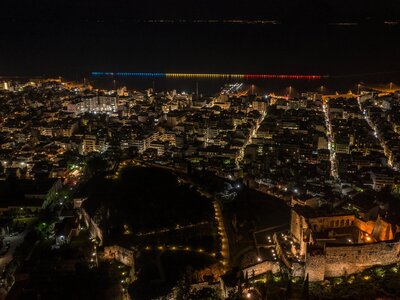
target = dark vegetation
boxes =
[82,167,213,235]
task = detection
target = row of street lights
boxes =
[322,99,339,181]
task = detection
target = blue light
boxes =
[91,72,167,78]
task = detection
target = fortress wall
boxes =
[80,208,104,244]
[371,216,393,241]
[242,261,281,277]
[290,210,308,256]
[306,241,400,280]
[292,262,305,277]
[305,255,326,282]
[103,245,135,267]
[324,241,400,277]
[354,217,375,235]
[290,210,304,242]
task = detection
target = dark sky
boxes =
[1,1,399,21]
[0,1,399,80]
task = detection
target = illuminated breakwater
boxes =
[91,71,325,80]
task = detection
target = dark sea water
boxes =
[1,21,399,93]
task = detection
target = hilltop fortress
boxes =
[290,196,400,281]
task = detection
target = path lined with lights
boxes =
[142,244,217,257]
[214,201,230,270]
[92,71,324,80]
[322,98,339,180]
[136,221,209,236]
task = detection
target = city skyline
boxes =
[1,1,400,299]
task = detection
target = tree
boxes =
[188,287,222,300]
[187,160,193,176]
[227,290,242,300]
[286,278,292,299]
[266,271,273,283]
[175,277,191,300]
[302,274,309,300]
[255,275,269,300]
[238,276,243,296]
[245,271,249,289]
[176,266,193,300]
[85,154,107,178]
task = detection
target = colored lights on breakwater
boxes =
[91,72,324,80]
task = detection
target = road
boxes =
[322,98,339,180]
[237,111,267,165]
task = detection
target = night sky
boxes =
[0,1,399,81]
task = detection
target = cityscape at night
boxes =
[1,1,400,300]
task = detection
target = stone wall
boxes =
[371,215,394,241]
[290,209,307,256]
[305,240,400,281]
[305,255,326,281]
[290,210,303,242]
[103,245,135,267]
[353,217,375,236]
[242,261,281,277]
[192,263,224,283]
[80,208,104,245]
[325,241,400,277]
[292,262,305,277]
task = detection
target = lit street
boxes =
[322,98,339,180]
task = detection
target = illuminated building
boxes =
[291,202,400,281]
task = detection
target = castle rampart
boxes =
[305,240,400,281]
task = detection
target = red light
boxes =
[244,74,321,79]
